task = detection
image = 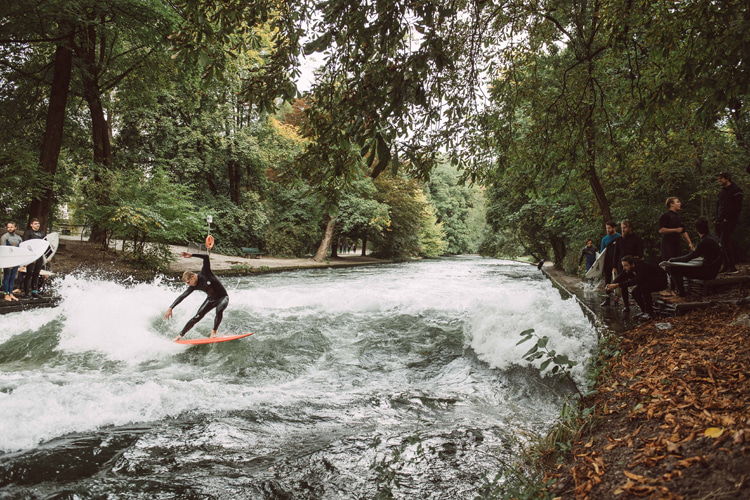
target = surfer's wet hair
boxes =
[605,221,616,229]
[620,255,637,265]
[695,217,710,235]
[717,171,732,182]
[182,271,196,283]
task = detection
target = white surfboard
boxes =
[660,257,704,268]
[584,248,606,279]
[43,232,59,264]
[0,239,49,268]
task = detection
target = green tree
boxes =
[424,160,485,254]
[264,184,324,257]
[108,168,204,269]
[372,173,446,260]
[337,180,391,257]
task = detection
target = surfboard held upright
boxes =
[584,249,606,279]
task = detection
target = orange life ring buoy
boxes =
[205,235,214,250]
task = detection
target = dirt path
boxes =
[53,236,392,278]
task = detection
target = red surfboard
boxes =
[175,333,254,345]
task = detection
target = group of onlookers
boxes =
[1,218,47,302]
[579,172,743,320]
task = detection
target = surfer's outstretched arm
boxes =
[188,253,211,274]
[168,287,194,311]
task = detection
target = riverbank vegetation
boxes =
[539,306,750,499]
[4,1,747,271]
[479,305,750,500]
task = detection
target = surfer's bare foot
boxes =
[210,331,217,338]
[9,294,18,301]
[3,295,10,302]
[173,335,183,342]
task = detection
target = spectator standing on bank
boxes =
[659,197,693,293]
[715,171,743,274]
[1,221,23,301]
[578,239,598,273]
[600,221,621,307]
[22,218,46,299]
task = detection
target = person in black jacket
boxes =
[715,171,743,274]
[164,252,229,341]
[659,197,694,293]
[600,221,621,306]
[611,220,645,312]
[22,218,46,299]
[664,217,723,299]
[607,255,668,320]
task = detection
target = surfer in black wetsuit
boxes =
[164,252,229,342]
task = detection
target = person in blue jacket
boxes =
[164,252,229,342]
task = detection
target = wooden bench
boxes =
[683,275,750,296]
[654,275,750,316]
[241,247,265,258]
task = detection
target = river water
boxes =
[0,257,596,499]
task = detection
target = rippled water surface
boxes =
[0,257,596,499]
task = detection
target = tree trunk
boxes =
[330,237,339,258]
[361,236,367,256]
[28,34,74,232]
[585,110,612,225]
[228,159,241,204]
[79,24,114,247]
[313,216,336,262]
[550,235,567,269]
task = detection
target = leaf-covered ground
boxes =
[546,306,750,499]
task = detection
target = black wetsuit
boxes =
[715,183,743,271]
[170,254,229,336]
[612,233,645,307]
[612,261,668,316]
[22,228,46,296]
[579,245,597,270]
[659,210,685,261]
[667,234,723,296]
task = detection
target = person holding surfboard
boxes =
[1,221,23,302]
[22,218,46,299]
[578,239,597,272]
[164,252,229,342]
[663,217,723,300]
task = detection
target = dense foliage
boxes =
[2,0,748,271]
